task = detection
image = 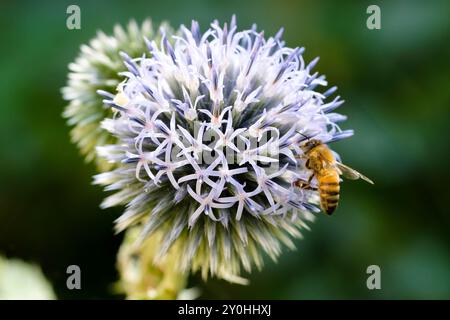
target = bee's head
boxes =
[299,132,322,151]
[303,139,321,150]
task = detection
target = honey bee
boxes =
[295,139,373,215]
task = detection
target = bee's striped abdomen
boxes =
[318,170,340,215]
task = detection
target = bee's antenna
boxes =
[298,132,310,141]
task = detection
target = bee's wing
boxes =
[335,162,374,184]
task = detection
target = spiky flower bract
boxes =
[95,17,353,282]
[62,20,173,170]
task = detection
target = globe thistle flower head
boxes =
[95,17,352,282]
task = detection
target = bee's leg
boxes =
[304,173,318,191]
[305,159,311,170]
[295,154,311,169]
[302,185,318,191]
[294,174,318,191]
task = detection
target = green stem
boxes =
[116,227,188,300]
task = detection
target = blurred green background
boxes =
[0,0,449,299]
